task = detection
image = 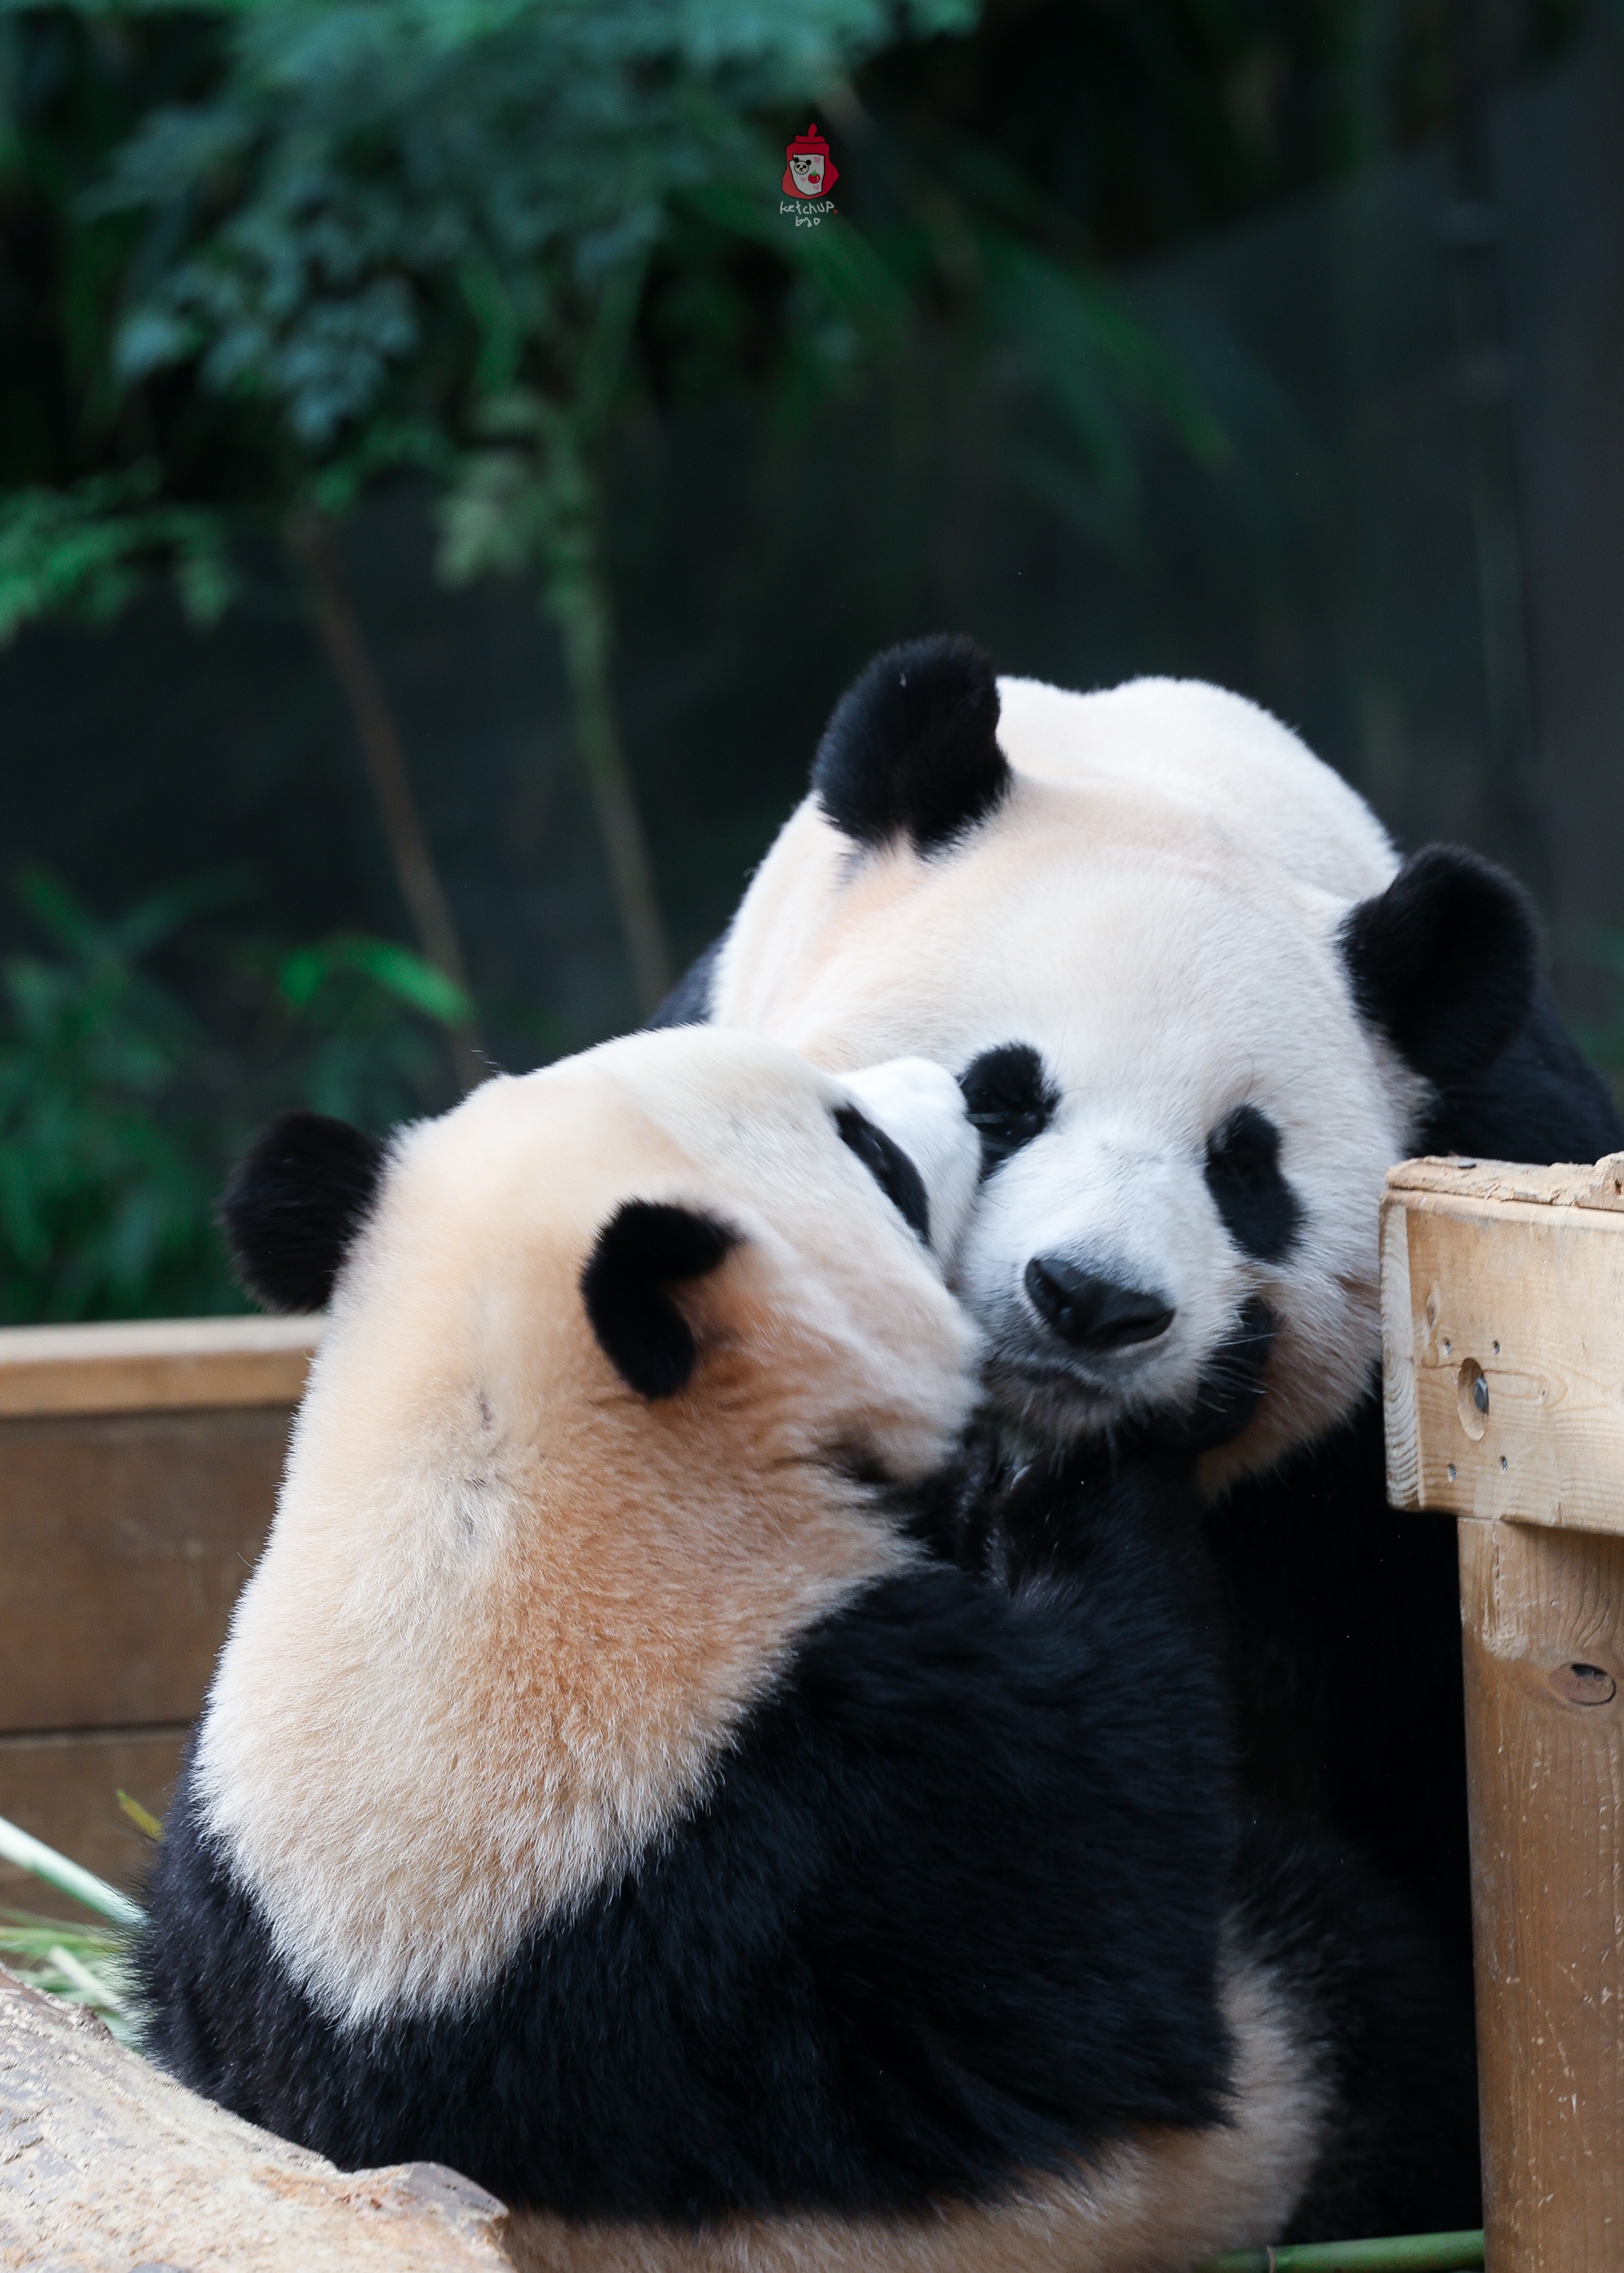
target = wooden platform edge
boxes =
[1380,1170,1624,1536]
[0,1314,325,1417]
[1386,1149,1624,1212]
[1379,1189,1420,1511]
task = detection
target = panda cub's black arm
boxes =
[780,1543,1239,2180]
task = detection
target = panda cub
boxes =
[661,636,1622,2062]
[139,1028,1467,2267]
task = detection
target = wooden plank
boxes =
[0,1968,516,2270]
[1459,1519,1624,2273]
[1379,1187,1624,1533]
[1388,1152,1624,1212]
[0,1728,186,1921]
[0,1314,322,1418]
[1379,1188,1419,1509]
[0,1407,287,1731]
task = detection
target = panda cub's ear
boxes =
[581,1201,738,1401]
[219,1111,386,1315]
[813,634,1010,855]
[1340,846,1538,1089]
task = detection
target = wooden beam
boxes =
[1382,1154,1624,2273]
[0,1728,186,1921]
[0,1314,322,1418]
[1459,1520,1624,2271]
[0,1407,290,1732]
[1381,1157,1624,1534]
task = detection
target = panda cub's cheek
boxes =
[838,1057,982,1266]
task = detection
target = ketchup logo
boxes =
[783,124,838,200]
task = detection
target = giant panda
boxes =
[652,636,1624,2068]
[137,1026,1474,2265]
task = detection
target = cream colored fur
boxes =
[994,676,1395,899]
[710,676,1423,1486]
[195,1032,980,2025]
[504,1950,1329,2273]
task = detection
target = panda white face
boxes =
[760,856,1419,1483]
[956,1031,1359,1475]
[707,637,1539,1487]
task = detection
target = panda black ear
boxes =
[1339,846,1538,1089]
[219,1111,386,1314]
[812,634,1009,855]
[581,1201,738,1401]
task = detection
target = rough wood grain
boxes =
[0,1729,185,1920]
[1379,1192,1419,1510]
[1459,1520,1624,2273]
[0,1407,287,1731]
[0,1968,515,2270]
[0,1316,322,1419]
[1387,1152,1624,1213]
[1378,1187,1624,1533]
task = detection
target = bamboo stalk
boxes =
[1200,2230,1483,2271]
[46,1940,127,2012]
[290,509,485,1094]
[0,1812,142,1929]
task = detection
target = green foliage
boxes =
[79,0,983,611]
[0,0,1249,644]
[97,0,966,443]
[0,866,242,1321]
[0,866,470,1324]
[256,928,471,1126]
[0,1908,136,2042]
[0,461,234,641]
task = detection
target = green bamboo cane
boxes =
[1201,2230,1484,2271]
[0,1812,144,1929]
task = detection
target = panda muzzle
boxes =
[1023,1256,1176,1352]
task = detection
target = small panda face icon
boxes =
[783,125,838,200]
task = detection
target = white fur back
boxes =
[195,1035,980,2026]
[996,675,1397,899]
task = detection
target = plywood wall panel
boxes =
[0,1407,287,1732]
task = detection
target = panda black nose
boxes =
[1024,1257,1176,1351]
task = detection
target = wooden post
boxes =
[0,1317,321,1916]
[1382,1154,1624,2271]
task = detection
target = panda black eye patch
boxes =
[958,1044,1058,1176]
[1204,1105,1302,1263]
[833,1105,930,1244]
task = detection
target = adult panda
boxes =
[139,1028,1473,2265]
[653,636,1624,2038]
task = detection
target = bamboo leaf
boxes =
[117,1791,165,1843]
[0,1814,144,1929]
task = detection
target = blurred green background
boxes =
[3,0,1622,1321]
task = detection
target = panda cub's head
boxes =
[709,636,1539,1485]
[200,1029,978,2026]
